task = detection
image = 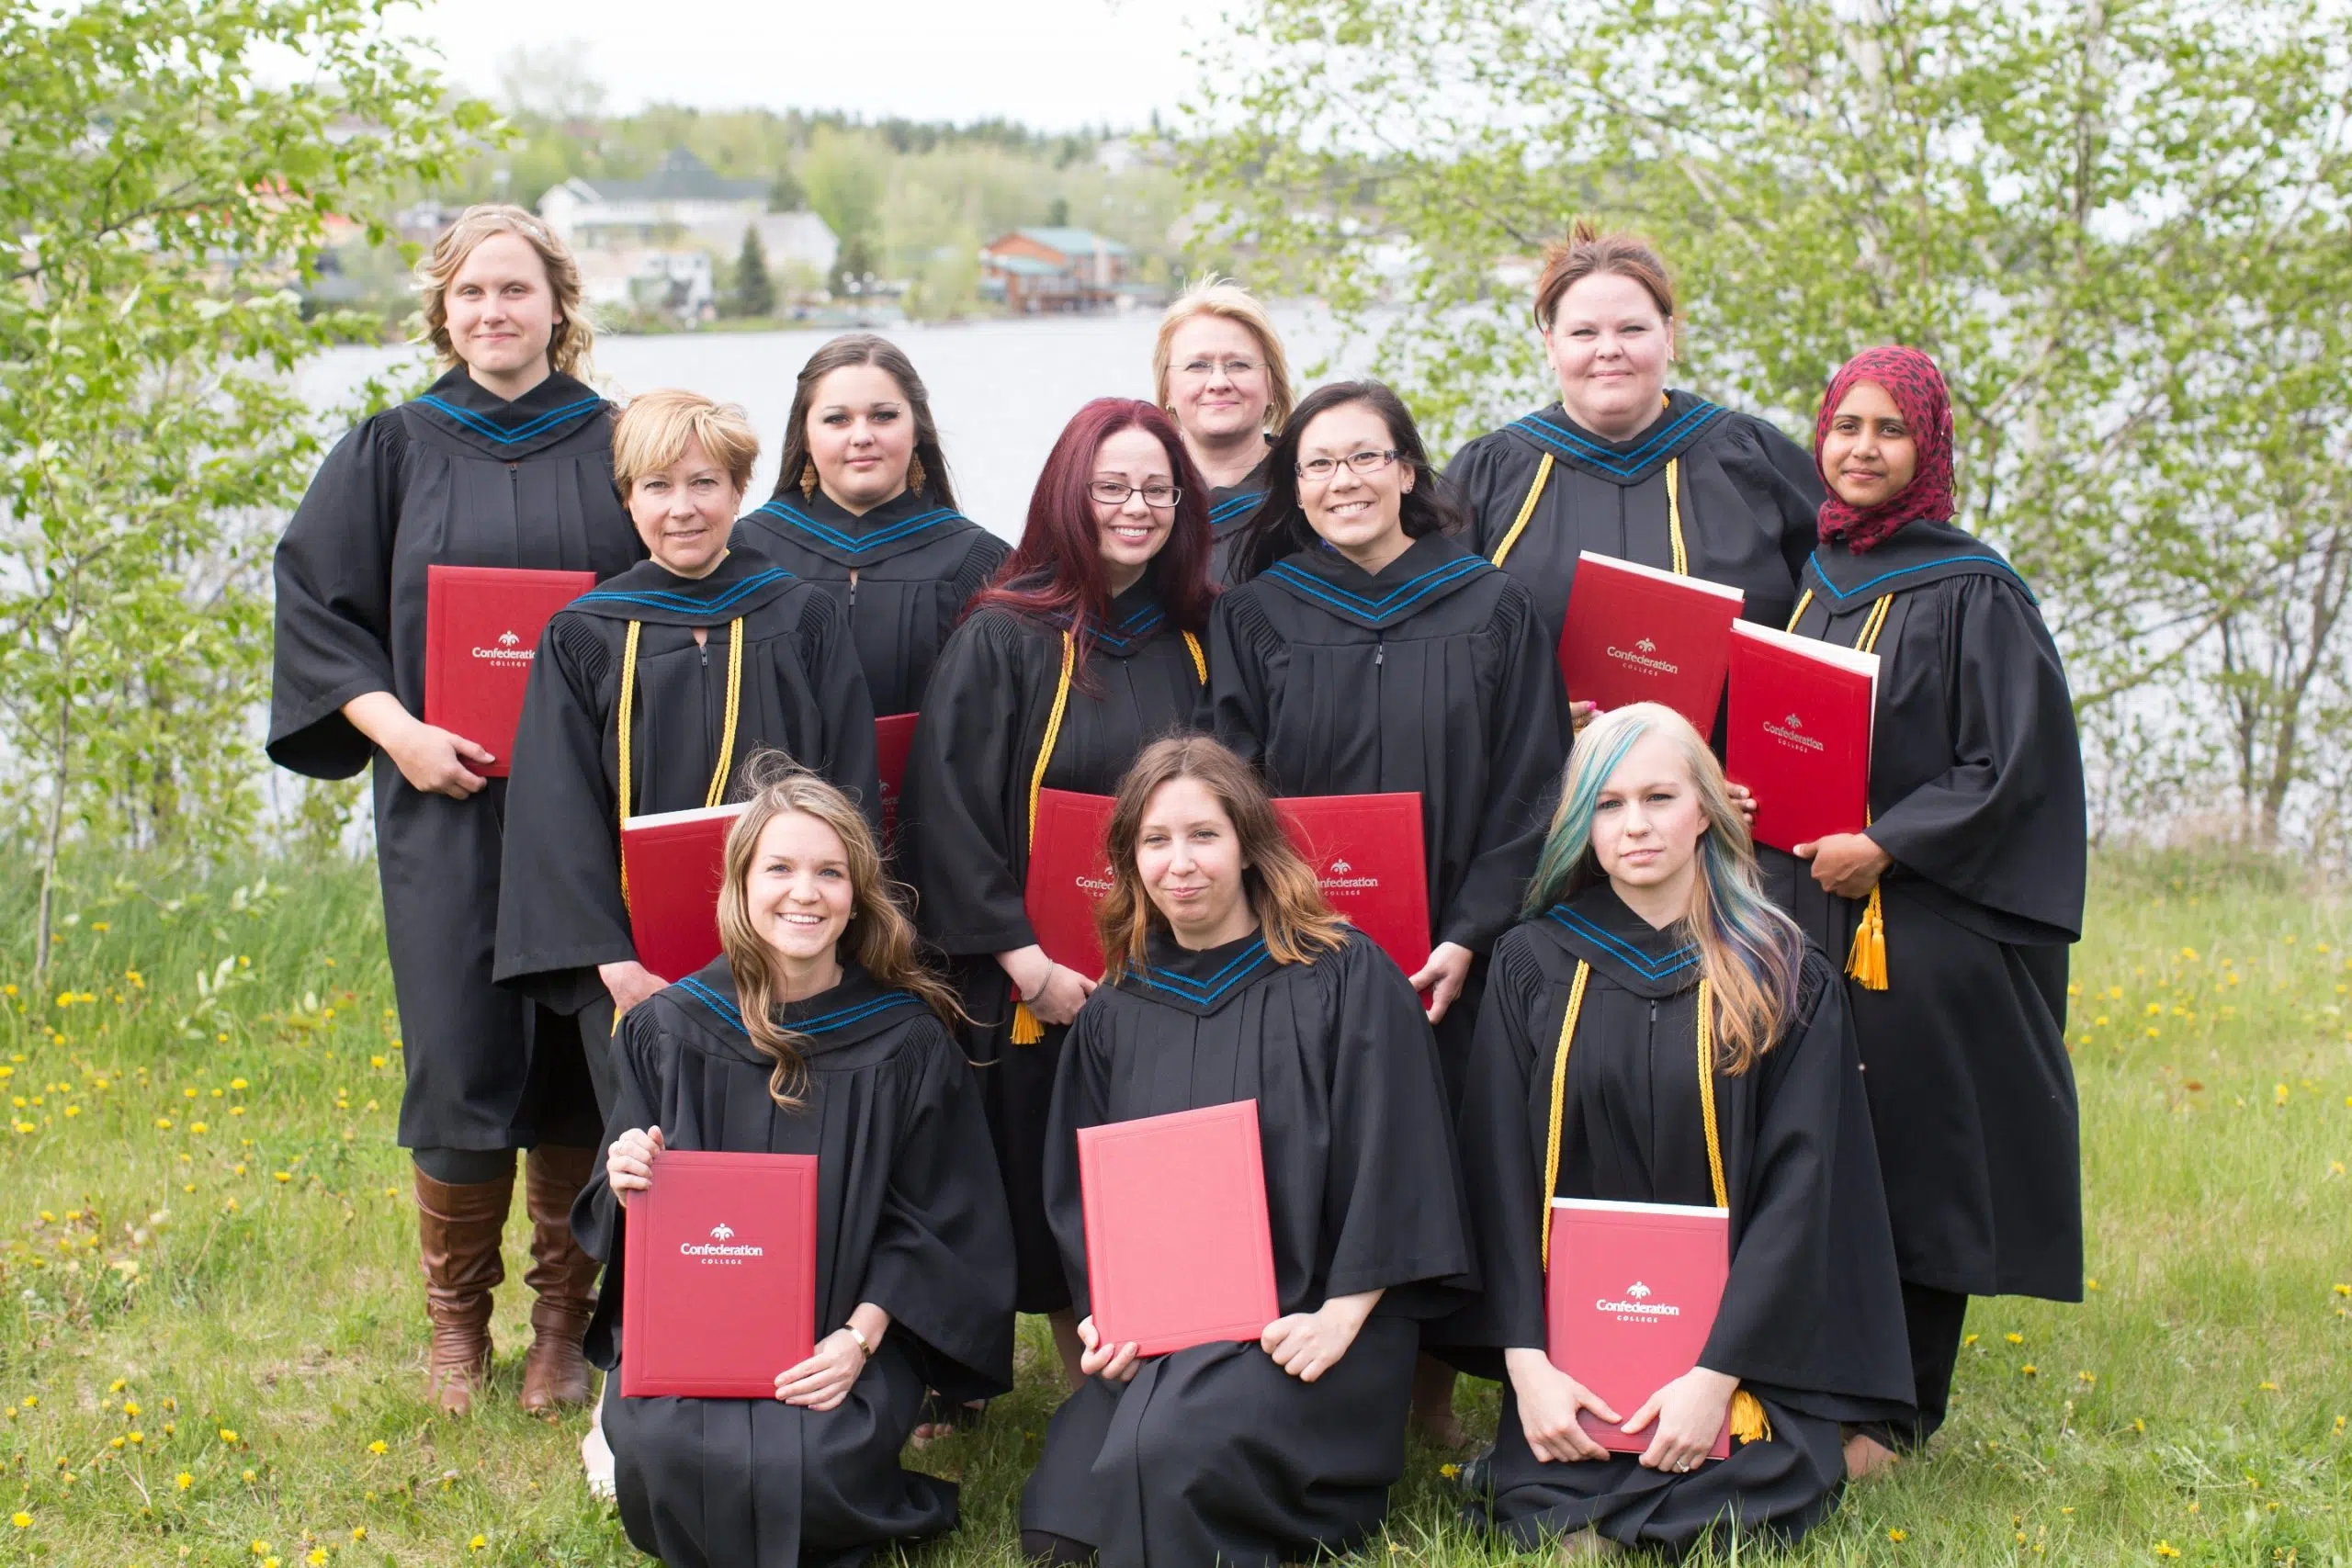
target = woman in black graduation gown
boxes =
[581,764,1015,1568]
[495,389,880,1082]
[733,333,1009,716]
[1150,277,1295,581]
[1769,346,2086,1469]
[1453,703,1912,1555]
[1446,220,1821,695]
[1020,735,1474,1568]
[898,398,1215,1384]
[267,206,640,1416]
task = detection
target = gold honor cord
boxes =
[1491,453,1553,568]
[1493,454,1689,575]
[615,616,747,909]
[1536,961,1770,1446]
[1008,626,1206,1045]
[1786,591,1895,990]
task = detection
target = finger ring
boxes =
[1676,1460,1691,1472]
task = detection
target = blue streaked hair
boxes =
[1522,703,1805,1071]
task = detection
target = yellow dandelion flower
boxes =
[367,1440,387,1455]
[352,1527,367,1541]
[191,1122,206,1134]
[1963,1333,1979,1347]
[175,1472,193,1490]
[2021,1363,2039,1376]
[2006,1332,2024,1345]
[2086,1278,2100,1291]
[219,1427,239,1444]
[242,1467,256,1482]
[2078,1371,2096,1384]
[108,1379,126,1393]
[10,1512,28,1528]
[1888,1528,1908,1542]
[469,1535,487,1551]
[1437,1461,1459,1479]
[309,1552,328,1566]
[2259,1381,2278,1391]
[231,1077,248,1090]
[2154,1545,2179,1560]
[273,1171,290,1183]
[252,1540,270,1556]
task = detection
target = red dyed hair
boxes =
[972,399,1216,671]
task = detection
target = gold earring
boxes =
[908,453,928,493]
[799,462,817,499]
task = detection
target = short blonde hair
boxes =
[416,204,596,379]
[1151,276,1295,435]
[612,389,761,497]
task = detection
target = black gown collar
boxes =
[1258,532,1493,631]
[1207,450,1273,536]
[564,545,798,626]
[1532,883,1701,1000]
[669,956,926,1058]
[1046,573,1182,659]
[1114,925,1281,1016]
[741,484,978,569]
[1802,518,2034,607]
[407,367,607,459]
[1502,389,1726,487]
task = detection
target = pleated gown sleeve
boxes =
[899,611,1037,956]
[1737,416,1828,597]
[266,414,406,778]
[1702,953,1915,1421]
[1862,574,2086,940]
[1204,587,1280,771]
[1443,585,1573,950]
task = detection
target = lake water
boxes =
[296,307,1368,539]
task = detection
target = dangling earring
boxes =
[799,461,817,499]
[907,453,928,494]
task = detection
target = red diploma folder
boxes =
[621,1150,819,1398]
[875,713,917,840]
[1725,622,1880,854]
[1023,788,1119,976]
[1559,552,1745,734]
[422,565,595,777]
[1544,1197,1732,1460]
[621,803,749,982]
[1078,1100,1282,1357]
[1271,794,1430,979]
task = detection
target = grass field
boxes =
[0,848,2346,1566]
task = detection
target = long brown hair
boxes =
[769,333,959,512]
[715,754,963,1108]
[1094,736,1349,982]
[416,204,596,379]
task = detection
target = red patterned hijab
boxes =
[1813,345,1955,554]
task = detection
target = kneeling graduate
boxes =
[1019,736,1475,1568]
[1450,703,1912,1554]
[576,761,1015,1568]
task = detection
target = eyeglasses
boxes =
[1090,480,1182,508]
[1174,358,1261,380]
[1296,449,1402,481]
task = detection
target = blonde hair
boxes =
[613,389,761,497]
[1095,736,1349,981]
[1524,704,1803,1075]
[715,755,965,1109]
[416,204,596,379]
[1151,276,1295,436]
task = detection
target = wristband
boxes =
[842,1323,874,1359]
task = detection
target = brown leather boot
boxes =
[519,1145,599,1413]
[414,1165,512,1416]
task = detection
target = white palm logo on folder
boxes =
[1635,637,1657,653]
[498,629,520,648]
[1625,1281,1651,1300]
[1330,859,1353,874]
[708,1223,735,1241]
[1784,713,1803,729]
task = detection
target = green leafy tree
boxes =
[802,125,888,286]
[729,225,777,318]
[1180,0,2352,848]
[0,0,494,974]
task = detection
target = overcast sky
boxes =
[401,0,1222,131]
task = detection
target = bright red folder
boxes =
[423,565,595,777]
[1559,552,1745,734]
[1271,794,1430,979]
[1023,788,1119,976]
[1079,1100,1282,1357]
[621,803,749,982]
[621,1149,819,1398]
[1544,1197,1732,1460]
[875,713,917,840]
[1725,622,1880,854]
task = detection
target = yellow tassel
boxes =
[1845,885,1889,991]
[1011,1001,1045,1044]
[1730,1389,1771,1446]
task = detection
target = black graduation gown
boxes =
[1450,888,1913,1551]
[492,548,882,1017]
[1205,452,1272,585]
[1208,533,1573,1092]
[572,959,1016,1568]
[897,578,1209,1312]
[1447,391,1822,643]
[1762,521,2086,1302]
[267,368,640,1151]
[1021,927,1476,1568]
[732,487,1011,716]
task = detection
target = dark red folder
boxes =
[1724,622,1880,853]
[621,1149,819,1398]
[621,803,749,981]
[1544,1197,1732,1460]
[423,565,595,776]
[1271,793,1430,979]
[876,713,917,840]
[1559,552,1745,734]
[1079,1100,1281,1357]
[1023,788,1118,976]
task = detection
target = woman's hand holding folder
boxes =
[1075,1316,1143,1382]
[606,1125,665,1207]
[1503,1348,1620,1463]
